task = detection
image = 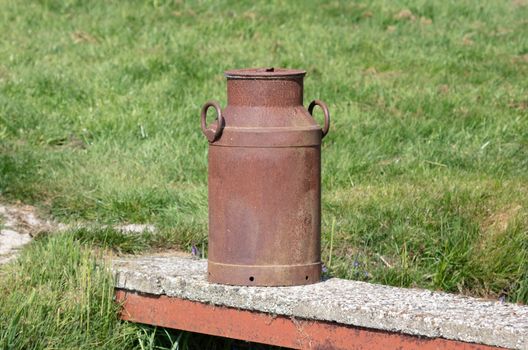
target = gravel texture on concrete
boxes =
[112,255,528,350]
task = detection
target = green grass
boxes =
[0,234,279,349]
[0,234,134,349]
[0,0,527,348]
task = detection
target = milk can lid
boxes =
[224,67,306,79]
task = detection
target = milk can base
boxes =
[207,261,322,286]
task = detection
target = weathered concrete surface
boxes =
[0,200,157,265]
[114,224,155,234]
[0,203,60,264]
[113,255,528,350]
[0,229,31,264]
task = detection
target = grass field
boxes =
[1,0,527,348]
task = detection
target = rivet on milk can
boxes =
[200,67,330,286]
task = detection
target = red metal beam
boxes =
[116,290,503,350]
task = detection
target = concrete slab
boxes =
[112,255,528,350]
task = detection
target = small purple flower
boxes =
[498,295,506,303]
[322,264,328,274]
[353,260,360,268]
[364,271,370,278]
[191,244,198,257]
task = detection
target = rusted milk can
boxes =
[200,68,330,286]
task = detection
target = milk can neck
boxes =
[226,78,303,107]
[224,68,305,107]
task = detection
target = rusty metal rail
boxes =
[115,290,499,350]
[112,255,528,349]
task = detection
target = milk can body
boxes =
[201,68,330,286]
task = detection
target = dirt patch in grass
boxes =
[481,204,523,235]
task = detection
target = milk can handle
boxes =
[200,100,224,142]
[308,100,330,139]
